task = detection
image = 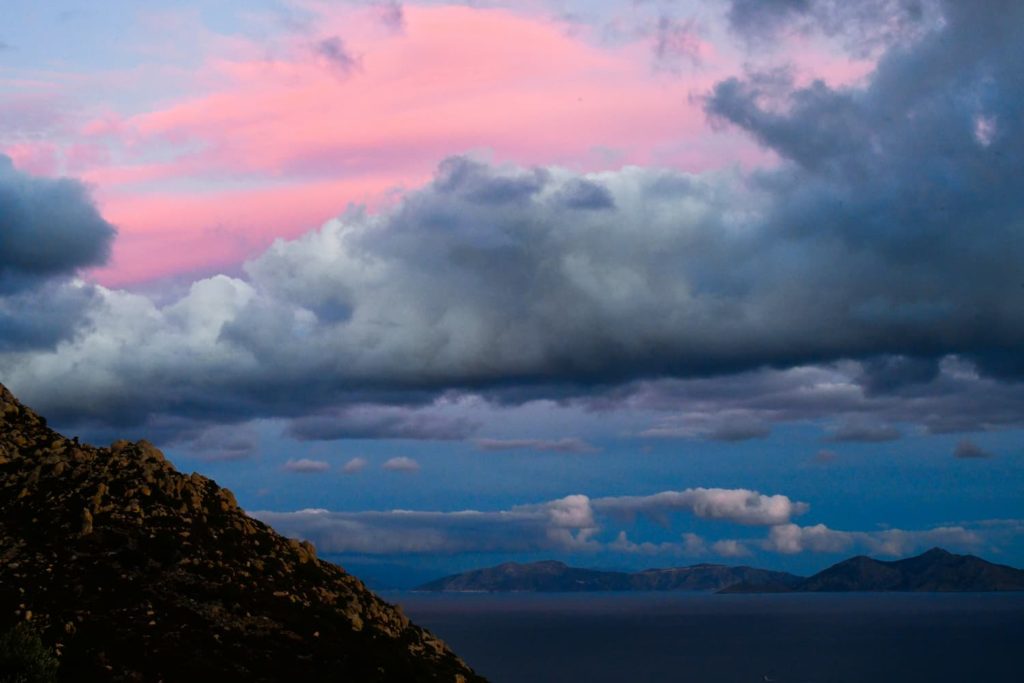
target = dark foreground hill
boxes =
[417,560,803,592]
[0,384,484,682]
[721,547,1024,593]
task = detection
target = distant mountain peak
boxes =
[0,383,484,681]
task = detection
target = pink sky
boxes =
[3,3,872,286]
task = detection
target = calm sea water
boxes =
[389,592,1024,683]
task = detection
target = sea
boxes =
[388,591,1024,683]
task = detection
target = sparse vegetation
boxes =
[0,623,58,683]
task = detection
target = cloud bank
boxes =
[1,0,1022,444]
[253,485,1012,558]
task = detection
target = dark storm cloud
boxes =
[706,0,1024,377]
[724,0,940,54]
[857,355,940,396]
[0,282,99,351]
[3,1,1023,437]
[552,178,616,210]
[615,356,1024,439]
[0,155,116,288]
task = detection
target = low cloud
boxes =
[252,486,1014,559]
[254,494,598,554]
[826,418,901,443]
[473,437,598,454]
[763,522,983,556]
[342,456,368,474]
[953,439,993,460]
[256,488,797,555]
[283,458,331,473]
[595,488,809,526]
[382,456,420,472]
[287,403,478,441]
[176,423,259,461]
[813,449,838,464]
[641,411,771,442]
[711,539,752,558]
[613,356,1024,443]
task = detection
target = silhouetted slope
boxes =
[417,560,803,592]
[0,383,484,682]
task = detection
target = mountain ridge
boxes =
[778,546,1024,593]
[0,383,485,682]
[416,560,804,593]
[417,548,1024,594]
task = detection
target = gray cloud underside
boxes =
[252,485,1012,558]
[287,403,478,441]
[616,355,1024,440]
[2,0,1022,436]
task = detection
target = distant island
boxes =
[726,547,1024,593]
[417,548,1024,594]
[417,560,803,593]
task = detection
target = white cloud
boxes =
[282,458,331,473]
[381,456,420,472]
[711,539,751,558]
[763,523,985,556]
[253,486,805,555]
[253,493,599,555]
[594,487,809,526]
[341,456,367,474]
[252,487,1014,559]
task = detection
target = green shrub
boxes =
[0,623,58,683]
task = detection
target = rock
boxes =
[0,382,485,682]
[80,508,93,536]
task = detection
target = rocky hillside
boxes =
[0,383,485,682]
[417,560,803,593]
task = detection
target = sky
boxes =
[1,0,1022,586]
